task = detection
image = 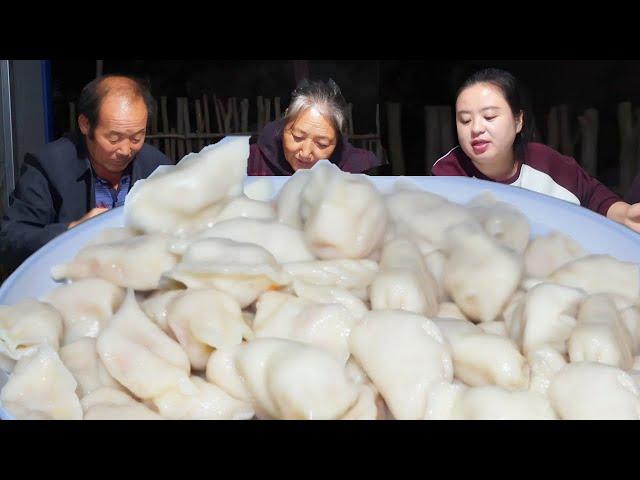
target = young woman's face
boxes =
[455,82,523,168]
[282,107,338,171]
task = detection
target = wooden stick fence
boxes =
[68,96,385,166]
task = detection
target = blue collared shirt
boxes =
[94,172,131,209]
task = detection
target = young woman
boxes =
[432,68,640,233]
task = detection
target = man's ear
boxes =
[78,114,90,136]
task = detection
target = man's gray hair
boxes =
[283,79,348,137]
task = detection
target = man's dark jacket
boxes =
[0,132,171,272]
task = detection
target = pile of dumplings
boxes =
[2,136,640,420]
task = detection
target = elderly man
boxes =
[0,74,171,273]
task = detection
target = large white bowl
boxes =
[1,175,639,419]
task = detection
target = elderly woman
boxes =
[247,79,385,175]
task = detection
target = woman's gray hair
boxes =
[283,79,348,137]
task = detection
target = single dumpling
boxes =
[451,385,557,420]
[567,294,634,369]
[548,254,640,300]
[524,231,587,278]
[443,222,523,323]
[298,161,388,259]
[0,345,83,420]
[292,280,368,320]
[59,338,124,397]
[448,333,530,390]
[253,291,356,364]
[282,259,379,300]
[207,338,359,419]
[45,278,125,345]
[0,300,63,360]
[275,169,313,229]
[124,136,249,234]
[179,195,276,235]
[152,376,255,420]
[369,237,439,316]
[466,192,531,255]
[548,362,640,419]
[96,290,194,399]
[81,387,163,420]
[165,288,251,370]
[349,310,453,420]
[163,238,291,308]
[51,233,179,291]
[507,282,585,356]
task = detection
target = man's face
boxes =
[79,95,148,176]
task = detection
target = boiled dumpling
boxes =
[507,283,585,356]
[45,278,125,345]
[548,255,640,299]
[124,136,249,234]
[51,233,179,291]
[96,290,194,399]
[253,291,356,364]
[282,259,378,300]
[153,376,255,420]
[444,222,523,322]
[299,161,387,259]
[567,294,634,369]
[292,280,368,320]
[349,310,453,419]
[524,231,587,278]
[548,362,640,419]
[81,387,163,420]
[0,300,63,360]
[466,192,531,255]
[59,338,124,397]
[0,345,82,420]
[369,238,439,316]
[164,238,290,308]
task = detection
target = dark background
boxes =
[50,59,640,186]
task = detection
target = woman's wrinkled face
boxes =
[455,82,523,168]
[282,107,338,171]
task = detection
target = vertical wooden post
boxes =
[176,98,185,161]
[274,97,281,120]
[150,98,159,149]
[619,101,635,193]
[195,99,204,151]
[439,106,454,157]
[223,98,232,133]
[183,98,192,153]
[424,106,440,174]
[386,102,405,176]
[232,97,239,133]
[578,108,598,176]
[257,96,264,132]
[559,104,574,157]
[202,94,211,146]
[169,127,177,163]
[160,96,170,160]
[240,98,249,133]
[546,106,560,151]
[213,94,224,134]
[375,103,383,164]
[264,98,271,126]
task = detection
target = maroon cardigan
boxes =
[432,142,621,216]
